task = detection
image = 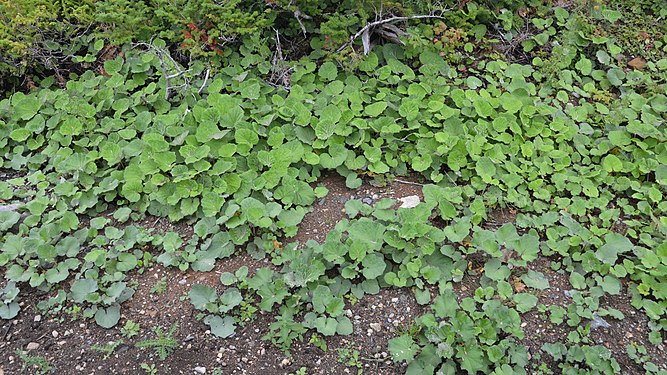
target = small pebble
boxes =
[398,195,420,208]
[26,342,40,350]
[370,323,382,332]
[33,315,41,322]
[194,366,206,374]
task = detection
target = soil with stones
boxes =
[1,174,665,375]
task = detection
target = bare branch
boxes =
[293,9,312,36]
[132,42,190,100]
[198,67,211,94]
[338,11,451,54]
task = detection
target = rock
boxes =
[0,203,21,212]
[26,342,39,350]
[52,330,58,338]
[280,358,291,367]
[590,313,611,330]
[398,195,420,208]
[33,315,41,322]
[362,197,373,205]
[194,366,206,374]
[317,198,326,206]
[370,323,382,332]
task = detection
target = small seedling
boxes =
[337,344,363,375]
[141,362,158,375]
[150,277,168,294]
[136,323,179,360]
[121,319,141,338]
[15,348,52,375]
[92,339,124,359]
[308,333,327,352]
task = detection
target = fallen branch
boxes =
[338,12,450,54]
[198,67,211,94]
[392,178,425,187]
[293,9,312,36]
[133,42,190,100]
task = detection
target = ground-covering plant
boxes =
[135,323,179,360]
[1,1,666,373]
[14,348,52,374]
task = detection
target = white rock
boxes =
[26,342,39,350]
[33,315,41,322]
[370,323,382,332]
[194,366,206,374]
[398,195,420,208]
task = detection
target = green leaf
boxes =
[595,233,632,265]
[10,128,31,142]
[13,97,41,120]
[521,270,550,290]
[189,284,217,310]
[576,57,593,75]
[0,301,19,319]
[95,304,121,328]
[179,144,210,164]
[513,293,538,313]
[219,288,243,312]
[476,157,497,183]
[361,253,386,279]
[204,315,236,338]
[104,58,123,74]
[336,316,353,335]
[0,211,20,231]
[389,335,418,362]
[70,279,98,303]
[364,102,387,117]
[602,155,623,172]
[569,272,587,289]
[235,128,259,146]
[607,68,625,86]
[318,62,338,81]
[347,218,385,252]
[312,285,333,314]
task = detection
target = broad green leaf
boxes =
[318,62,338,81]
[361,253,386,279]
[514,293,538,313]
[596,233,632,265]
[95,304,121,328]
[389,335,418,362]
[189,284,217,310]
[205,315,236,338]
[521,270,550,290]
[364,102,387,117]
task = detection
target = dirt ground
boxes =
[1,174,665,374]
